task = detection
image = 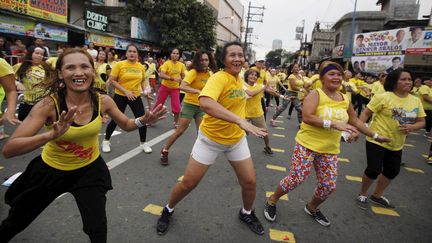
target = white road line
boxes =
[106,129,174,170]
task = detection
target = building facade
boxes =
[272,39,282,50]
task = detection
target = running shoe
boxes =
[102,140,111,153]
[263,146,274,155]
[160,149,169,166]
[356,195,368,210]
[141,142,152,153]
[156,207,173,235]
[369,195,395,208]
[238,210,265,235]
[263,201,277,222]
[304,205,330,227]
[270,119,277,127]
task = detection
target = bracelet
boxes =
[323,119,332,129]
[134,117,146,128]
[372,133,379,140]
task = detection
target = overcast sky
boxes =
[239,0,432,58]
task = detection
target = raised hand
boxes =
[238,119,268,138]
[3,109,21,125]
[50,106,78,140]
[141,104,168,125]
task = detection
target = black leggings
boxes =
[105,94,147,142]
[265,92,280,107]
[0,156,112,243]
[425,110,432,132]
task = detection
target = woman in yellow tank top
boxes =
[264,61,389,227]
[0,48,167,242]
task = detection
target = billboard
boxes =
[405,28,432,67]
[34,23,67,42]
[85,32,115,47]
[0,14,34,36]
[0,0,68,24]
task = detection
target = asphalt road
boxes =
[1,103,431,243]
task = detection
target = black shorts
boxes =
[365,141,402,179]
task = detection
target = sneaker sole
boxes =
[238,214,265,235]
[369,199,395,209]
[356,202,368,210]
[264,211,276,222]
[303,207,330,227]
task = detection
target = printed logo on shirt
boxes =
[321,106,348,122]
[392,107,418,125]
[228,89,246,99]
[56,141,95,159]
[124,68,142,74]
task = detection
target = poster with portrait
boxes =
[353,28,410,56]
[351,55,404,74]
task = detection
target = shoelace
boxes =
[313,210,327,221]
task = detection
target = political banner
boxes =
[85,32,115,47]
[353,28,410,56]
[351,55,404,74]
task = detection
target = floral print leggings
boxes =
[280,143,338,200]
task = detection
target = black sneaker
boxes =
[304,205,330,227]
[356,195,368,210]
[239,210,265,235]
[370,195,395,208]
[263,201,276,222]
[264,146,274,155]
[156,207,173,235]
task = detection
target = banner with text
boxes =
[353,28,410,56]
[0,15,34,36]
[351,55,404,74]
[0,0,68,24]
[34,23,67,42]
[85,32,115,47]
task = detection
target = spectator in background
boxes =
[146,57,157,95]
[0,37,11,56]
[87,42,98,61]
[28,38,49,59]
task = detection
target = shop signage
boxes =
[85,10,108,31]
[34,23,67,42]
[0,0,68,23]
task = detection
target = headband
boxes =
[320,64,338,78]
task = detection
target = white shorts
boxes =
[191,131,251,165]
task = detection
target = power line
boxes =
[244,1,265,61]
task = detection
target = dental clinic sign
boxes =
[85,10,108,31]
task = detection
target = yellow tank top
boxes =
[295,88,349,154]
[287,74,304,92]
[42,94,102,171]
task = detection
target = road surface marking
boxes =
[404,167,424,174]
[345,175,362,182]
[271,148,285,153]
[106,129,174,170]
[338,158,350,163]
[266,191,288,201]
[143,204,163,216]
[266,164,287,172]
[371,206,400,217]
[404,144,414,147]
[99,130,122,137]
[422,154,428,158]
[0,166,3,170]
[274,127,285,130]
[410,132,420,135]
[269,228,296,243]
[273,134,285,138]
[274,120,284,123]
[178,175,184,181]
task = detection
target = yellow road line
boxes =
[274,127,285,130]
[178,175,184,181]
[143,204,163,216]
[272,134,285,138]
[422,154,428,158]
[266,191,288,201]
[0,166,3,170]
[272,148,285,153]
[371,206,400,217]
[338,158,350,163]
[404,144,414,147]
[404,167,424,174]
[266,164,287,172]
[274,120,284,123]
[269,228,296,242]
[345,175,362,182]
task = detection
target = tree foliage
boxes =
[125,0,217,51]
[265,49,296,68]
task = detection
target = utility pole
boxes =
[243,1,265,62]
[348,0,358,60]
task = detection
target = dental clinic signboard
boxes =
[85,10,108,32]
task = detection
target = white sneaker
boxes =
[102,140,111,153]
[141,142,152,153]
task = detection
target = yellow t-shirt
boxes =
[42,94,102,171]
[0,58,14,79]
[267,75,279,90]
[183,69,211,106]
[251,67,266,85]
[344,80,358,102]
[366,92,426,151]
[199,71,246,145]
[287,74,304,92]
[94,62,109,93]
[160,60,186,89]
[245,83,264,118]
[111,60,146,97]
[411,86,420,96]
[296,88,350,154]
[277,73,287,85]
[359,81,371,98]
[147,62,157,79]
[418,85,432,110]
[310,74,321,90]
[14,63,48,104]
[371,81,385,96]
[46,57,58,70]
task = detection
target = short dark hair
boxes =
[219,41,244,68]
[356,35,364,39]
[360,61,366,64]
[392,56,401,62]
[384,69,412,92]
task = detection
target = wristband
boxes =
[279,94,284,98]
[323,119,332,129]
[372,133,379,140]
[135,117,145,128]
